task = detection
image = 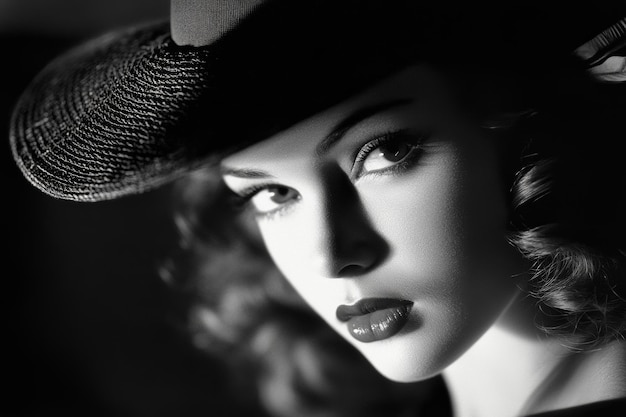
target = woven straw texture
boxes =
[8,0,432,202]
[10,22,214,201]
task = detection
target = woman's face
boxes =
[221,65,526,382]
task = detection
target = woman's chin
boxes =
[351,334,447,383]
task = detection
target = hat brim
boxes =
[10,1,625,201]
[10,1,431,201]
[10,22,219,201]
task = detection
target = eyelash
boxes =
[232,183,275,206]
[351,129,427,179]
[232,129,427,219]
[231,183,299,220]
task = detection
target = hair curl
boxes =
[435,49,626,350]
[505,88,626,350]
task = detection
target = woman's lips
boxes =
[336,298,414,343]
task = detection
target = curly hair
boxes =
[505,84,626,351]
[161,56,625,415]
[435,49,626,350]
[440,48,626,351]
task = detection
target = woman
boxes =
[10,1,626,416]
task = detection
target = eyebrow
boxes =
[220,167,275,179]
[315,97,413,157]
[221,97,413,179]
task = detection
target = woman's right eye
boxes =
[247,185,300,215]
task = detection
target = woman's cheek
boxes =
[257,204,327,282]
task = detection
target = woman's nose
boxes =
[313,162,389,278]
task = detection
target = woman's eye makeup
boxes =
[351,129,427,179]
[232,129,428,219]
[234,183,301,219]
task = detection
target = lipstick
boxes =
[336,298,413,343]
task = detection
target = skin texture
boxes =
[221,65,530,383]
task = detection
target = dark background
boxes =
[2,2,263,416]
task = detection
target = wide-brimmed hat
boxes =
[9,0,626,202]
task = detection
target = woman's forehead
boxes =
[221,65,451,169]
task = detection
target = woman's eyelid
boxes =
[238,182,301,206]
[338,110,428,153]
[235,182,278,200]
[355,129,410,158]
[349,129,426,175]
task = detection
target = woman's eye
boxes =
[249,185,300,214]
[353,131,425,177]
[362,141,413,172]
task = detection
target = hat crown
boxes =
[171,0,265,46]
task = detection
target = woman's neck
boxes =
[441,295,626,417]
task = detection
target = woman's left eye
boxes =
[353,130,425,178]
[248,185,300,215]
